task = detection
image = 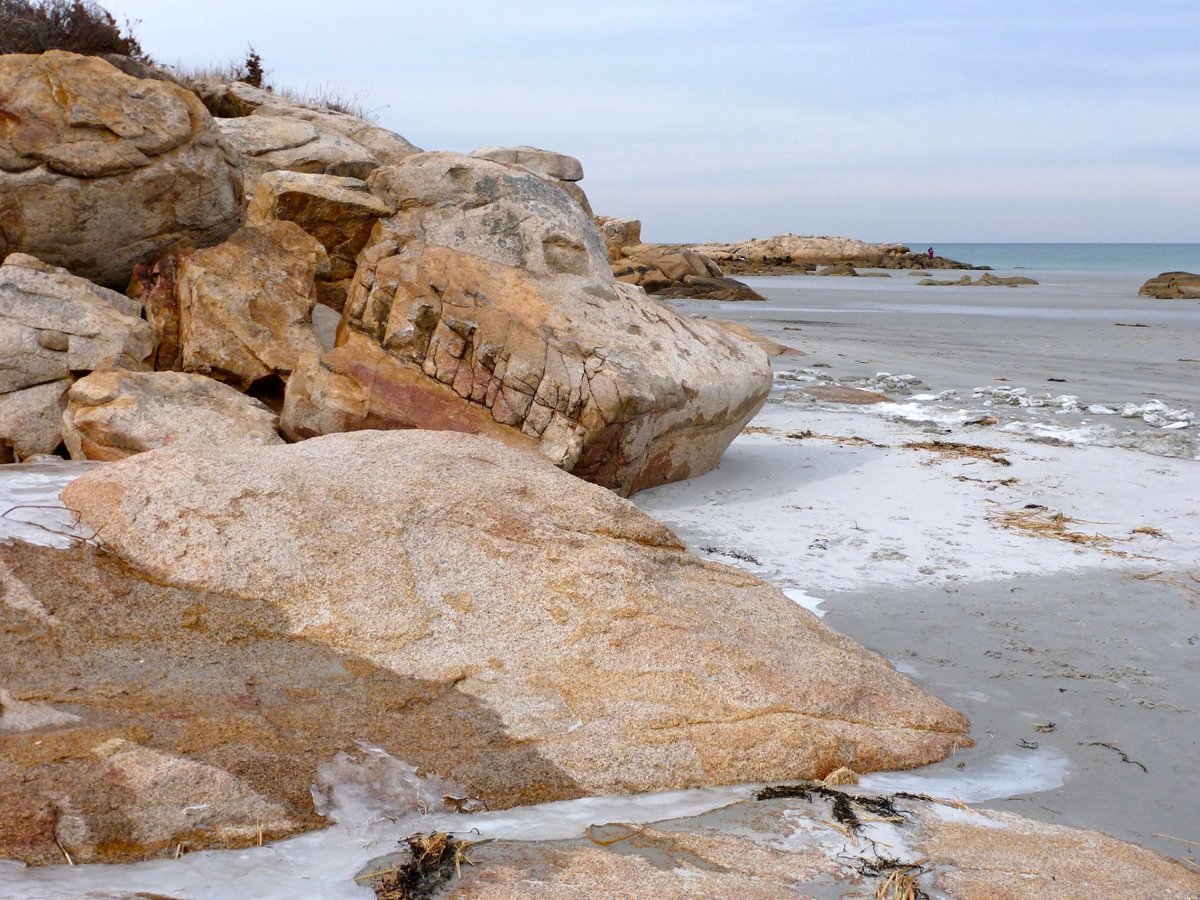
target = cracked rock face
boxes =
[0,254,153,459]
[60,429,971,822]
[0,51,243,287]
[282,152,773,495]
[246,170,391,310]
[175,222,328,391]
[62,369,283,461]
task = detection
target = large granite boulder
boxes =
[215,115,379,181]
[0,254,153,459]
[50,431,969,829]
[62,369,284,461]
[0,51,243,287]
[192,80,420,167]
[175,222,327,391]
[282,152,772,495]
[1139,271,1200,300]
[246,170,391,310]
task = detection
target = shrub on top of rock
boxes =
[0,0,144,58]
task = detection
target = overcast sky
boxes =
[107,1,1199,243]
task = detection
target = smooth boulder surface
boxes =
[0,254,153,459]
[283,153,773,495]
[61,430,971,808]
[470,145,584,181]
[62,369,284,461]
[0,52,243,287]
[176,222,327,391]
[1,540,543,864]
[246,171,391,309]
[1139,271,1200,300]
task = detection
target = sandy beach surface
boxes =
[635,269,1199,863]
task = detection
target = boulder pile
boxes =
[0,53,769,494]
[3,46,1192,900]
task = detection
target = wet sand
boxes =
[634,270,1200,864]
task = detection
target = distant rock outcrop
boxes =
[919,273,1039,287]
[1139,271,1200,300]
[689,235,977,274]
[0,51,244,287]
[598,217,766,301]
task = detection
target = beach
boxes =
[635,266,1200,860]
[3,262,1196,898]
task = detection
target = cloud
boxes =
[107,0,1200,241]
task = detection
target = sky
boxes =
[105,1,1200,243]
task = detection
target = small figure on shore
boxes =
[927,247,935,260]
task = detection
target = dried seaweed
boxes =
[1079,741,1148,774]
[755,782,905,831]
[902,440,1011,466]
[991,506,1113,547]
[371,832,487,899]
[700,546,761,565]
[787,430,887,448]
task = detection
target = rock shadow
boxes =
[0,541,579,865]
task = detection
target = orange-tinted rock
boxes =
[282,153,773,495]
[0,52,242,287]
[61,430,971,815]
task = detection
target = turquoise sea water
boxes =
[907,243,1200,274]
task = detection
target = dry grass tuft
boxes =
[991,506,1112,547]
[874,865,927,900]
[822,766,860,787]
[902,440,1010,466]
[370,831,488,899]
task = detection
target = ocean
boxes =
[906,243,1200,274]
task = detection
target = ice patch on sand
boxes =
[859,747,1069,803]
[783,587,827,617]
[0,461,97,547]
